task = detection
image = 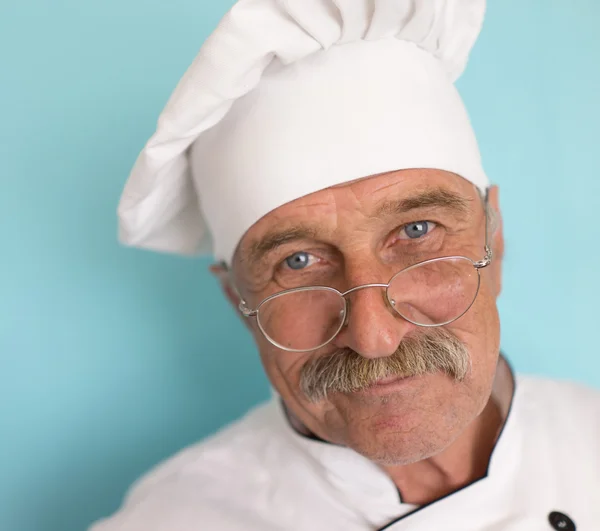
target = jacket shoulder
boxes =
[89,401,284,531]
[517,374,600,453]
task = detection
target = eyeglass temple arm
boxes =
[230,281,256,317]
[239,301,256,317]
[213,263,256,317]
[474,187,493,270]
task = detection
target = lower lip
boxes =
[358,374,419,396]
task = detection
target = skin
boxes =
[212,168,509,504]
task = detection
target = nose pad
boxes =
[342,299,351,328]
[386,292,398,312]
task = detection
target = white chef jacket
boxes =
[90,375,600,530]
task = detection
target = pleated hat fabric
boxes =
[118,0,487,263]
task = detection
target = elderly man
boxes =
[92,1,599,530]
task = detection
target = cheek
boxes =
[253,329,336,432]
[448,272,501,402]
[252,327,309,396]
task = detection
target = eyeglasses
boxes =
[238,192,493,353]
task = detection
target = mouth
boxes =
[357,374,420,396]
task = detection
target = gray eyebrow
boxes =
[245,226,319,268]
[373,188,471,219]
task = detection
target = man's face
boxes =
[229,169,504,466]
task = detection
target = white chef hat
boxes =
[118,0,488,264]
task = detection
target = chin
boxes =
[331,391,465,466]
[347,426,454,466]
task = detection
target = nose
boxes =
[333,286,414,359]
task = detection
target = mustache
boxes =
[299,327,470,403]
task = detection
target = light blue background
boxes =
[1,1,598,530]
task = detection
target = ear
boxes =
[486,185,504,298]
[209,263,253,329]
[209,262,241,308]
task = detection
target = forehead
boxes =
[234,168,479,266]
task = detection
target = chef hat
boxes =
[118,0,488,264]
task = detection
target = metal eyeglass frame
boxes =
[238,189,493,353]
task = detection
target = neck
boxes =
[384,356,514,504]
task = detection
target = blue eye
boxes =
[284,252,311,270]
[401,221,434,239]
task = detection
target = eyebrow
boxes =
[244,188,472,267]
[373,188,471,219]
[245,226,319,268]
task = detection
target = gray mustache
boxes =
[299,328,470,402]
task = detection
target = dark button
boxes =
[548,511,576,531]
